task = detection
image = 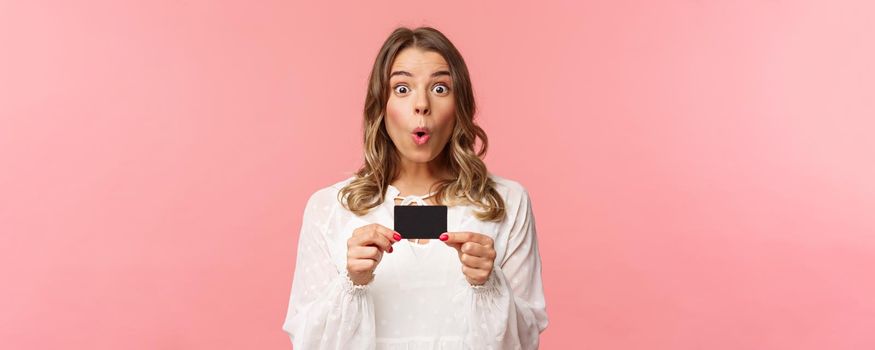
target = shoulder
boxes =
[487,174,536,234]
[488,173,532,207]
[305,175,356,208]
[489,173,529,198]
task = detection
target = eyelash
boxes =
[393,83,451,95]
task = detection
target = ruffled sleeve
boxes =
[282,188,377,349]
[462,186,549,350]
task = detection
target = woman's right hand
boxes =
[346,223,402,285]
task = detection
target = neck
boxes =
[391,153,452,195]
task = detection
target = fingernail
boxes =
[393,232,402,241]
[439,233,448,241]
[388,246,393,253]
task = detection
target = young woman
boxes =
[282,26,548,349]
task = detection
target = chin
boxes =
[409,153,436,163]
[401,149,438,163]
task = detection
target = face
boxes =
[385,47,456,166]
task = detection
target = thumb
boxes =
[440,232,463,251]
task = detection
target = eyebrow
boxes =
[389,70,451,79]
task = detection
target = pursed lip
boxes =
[412,126,431,136]
[411,127,431,145]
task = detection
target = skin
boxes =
[347,47,496,286]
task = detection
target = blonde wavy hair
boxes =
[338,26,505,222]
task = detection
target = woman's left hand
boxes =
[440,232,496,285]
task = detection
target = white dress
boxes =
[282,174,548,349]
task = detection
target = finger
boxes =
[460,241,495,259]
[354,223,403,243]
[439,232,465,257]
[348,258,377,273]
[444,240,463,252]
[462,265,490,282]
[460,253,493,270]
[441,232,493,247]
[372,223,403,243]
[348,246,382,261]
[356,230,393,253]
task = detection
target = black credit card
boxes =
[393,205,447,239]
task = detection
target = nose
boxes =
[414,89,430,116]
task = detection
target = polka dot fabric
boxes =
[282,174,548,349]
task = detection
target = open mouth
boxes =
[412,131,431,145]
[412,126,431,145]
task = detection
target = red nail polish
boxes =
[393,232,402,241]
[388,246,393,253]
[439,233,448,241]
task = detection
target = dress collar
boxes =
[386,184,437,206]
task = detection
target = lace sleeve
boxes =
[282,188,376,349]
[463,186,549,349]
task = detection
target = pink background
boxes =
[2,0,874,349]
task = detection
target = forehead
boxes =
[390,48,449,74]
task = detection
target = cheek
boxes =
[385,99,406,135]
[435,101,456,135]
[436,95,455,114]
